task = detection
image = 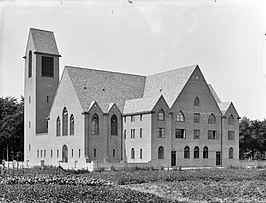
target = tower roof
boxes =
[29,28,60,55]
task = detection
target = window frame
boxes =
[203,146,208,159]
[194,97,200,106]
[229,147,234,159]
[184,146,190,159]
[157,109,165,121]
[158,146,164,159]
[194,146,199,159]
[176,111,185,122]
[111,115,118,135]
[208,130,217,140]
[208,113,216,124]
[70,114,74,135]
[91,113,99,135]
[175,129,186,139]
[157,128,165,138]
[193,129,200,139]
[194,113,200,123]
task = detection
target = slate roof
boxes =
[30,28,59,55]
[218,102,231,115]
[123,95,162,115]
[208,84,221,103]
[66,66,146,113]
[143,65,197,107]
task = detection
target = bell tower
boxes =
[24,28,61,162]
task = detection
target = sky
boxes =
[0,0,266,120]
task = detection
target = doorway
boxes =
[216,151,221,166]
[171,151,176,166]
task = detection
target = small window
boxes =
[176,111,185,122]
[46,120,48,129]
[194,97,200,106]
[229,147,234,159]
[158,109,165,121]
[29,144,31,151]
[184,146,190,159]
[124,130,126,139]
[131,129,135,139]
[208,130,217,140]
[140,114,143,121]
[113,149,116,158]
[29,96,31,103]
[194,146,199,159]
[140,128,143,138]
[228,115,234,125]
[44,150,46,158]
[131,148,135,159]
[111,115,118,135]
[37,150,39,158]
[131,115,135,122]
[51,150,53,158]
[72,149,74,158]
[194,130,200,139]
[47,96,49,103]
[91,114,99,135]
[208,114,216,124]
[194,113,200,123]
[158,146,164,159]
[124,116,126,123]
[29,121,31,128]
[175,129,186,139]
[228,131,235,140]
[203,146,208,159]
[57,150,59,158]
[56,117,61,137]
[42,56,54,77]
[70,114,74,135]
[79,149,81,158]
[93,149,97,158]
[28,50,32,78]
[40,150,42,158]
[140,149,143,159]
[157,128,165,138]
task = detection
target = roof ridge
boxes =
[30,28,54,33]
[147,64,198,77]
[65,65,146,77]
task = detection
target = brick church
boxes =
[24,28,239,169]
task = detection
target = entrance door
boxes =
[216,151,221,166]
[171,151,176,166]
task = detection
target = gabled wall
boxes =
[170,67,222,167]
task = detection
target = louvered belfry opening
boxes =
[42,56,54,77]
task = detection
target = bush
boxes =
[94,167,105,173]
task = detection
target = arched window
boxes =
[228,115,234,125]
[28,50,32,78]
[93,149,97,158]
[56,116,61,136]
[62,107,68,136]
[229,147,234,159]
[62,145,68,163]
[131,148,135,159]
[176,111,185,122]
[194,97,200,106]
[111,115,118,135]
[70,114,74,135]
[158,109,165,121]
[194,146,199,159]
[158,146,164,159]
[91,114,99,135]
[208,113,216,124]
[184,146,190,159]
[113,149,116,158]
[203,146,208,159]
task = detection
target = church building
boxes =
[24,28,240,170]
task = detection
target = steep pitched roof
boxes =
[30,28,60,55]
[218,102,231,115]
[123,95,161,115]
[208,84,221,103]
[143,65,197,107]
[66,66,146,112]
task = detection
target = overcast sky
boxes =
[0,0,266,120]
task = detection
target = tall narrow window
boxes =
[29,96,31,103]
[131,148,135,159]
[71,149,74,158]
[140,149,143,159]
[194,146,199,159]
[194,97,200,106]
[158,109,165,121]
[208,113,216,124]
[140,128,143,138]
[57,150,59,158]
[42,56,54,77]
[176,111,185,122]
[56,117,61,136]
[131,115,135,122]
[158,146,164,159]
[70,114,74,135]
[111,115,118,135]
[184,146,190,159]
[62,145,68,163]
[91,114,99,135]
[28,50,32,78]
[62,108,68,136]
[203,146,208,159]
[51,150,53,158]
[229,147,234,159]
[124,130,126,139]
[113,149,116,158]
[47,96,49,103]
[93,149,97,158]
[140,114,143,121]
[79,149,81,158]
[228,115,234,125]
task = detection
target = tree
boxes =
[0,96,24,161]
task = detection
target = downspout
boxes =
[221,116,226,167]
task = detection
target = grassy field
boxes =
[0,167,266,202]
